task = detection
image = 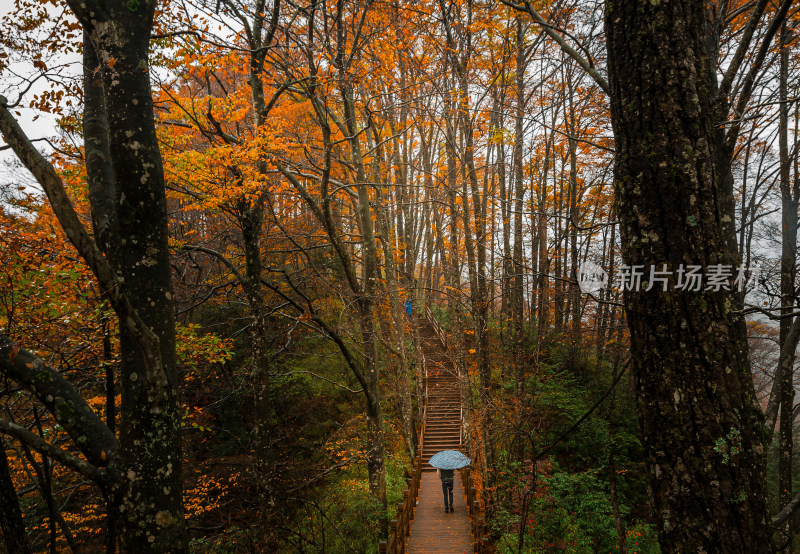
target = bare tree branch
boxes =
[500,0,610,94]
[0,333,118,468]
[0,95,166,385]
[0,419,106,484]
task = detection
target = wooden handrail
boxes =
[378,452,423,553]
[460,467,492,553]
[379,358,428,554]
[424,304,460,381]
[381,307,487,552]
[424,304,447,349]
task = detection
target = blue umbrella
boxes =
[428,449,471,469]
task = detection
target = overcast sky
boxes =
[0,0,81,195]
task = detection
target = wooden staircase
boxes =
[418,316,463,471]
[380,311,485,554]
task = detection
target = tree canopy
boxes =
[0,0,799,552]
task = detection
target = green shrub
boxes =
[494,463,659,553]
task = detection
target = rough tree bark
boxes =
[1,0,187,549]
[605,0,770,550]
[75,2,185,548]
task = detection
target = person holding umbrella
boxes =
[437,467,455,513]
[429,450,471,513]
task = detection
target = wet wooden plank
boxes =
[407,471,473,553]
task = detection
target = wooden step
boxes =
[426,426,460,430]
[425,427,460,432]
[422,444,456,449]
[422,449,466,461]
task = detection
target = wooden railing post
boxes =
[402,490,410,537]
[379,541,387,554]
[396,503,405,553]
[390,519,398,553]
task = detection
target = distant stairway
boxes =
[417,317,463,471]
[380,314,475,553]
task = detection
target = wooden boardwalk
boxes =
[406,315,473,553]
[407,471,472,553]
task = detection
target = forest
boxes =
[0,0,798,552]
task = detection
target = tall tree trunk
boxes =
[566,75,581,336]
[0,440,31,554]
[83,33,119,554]
[497,87,512,358]
[777,18,797,548]
[71,3,187,549]
[241,202,273,496]
[537,138,551,339]
[512,16,527,404]
[243,1,278,500]
[340,80,388,533]
[606,2,769,550]
[2,0,187,549]
[373,128,418,460]
[553,172,565,336]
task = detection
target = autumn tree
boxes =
[603,0,790,550]
[0,0,187,550]
[500,0,797,550]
